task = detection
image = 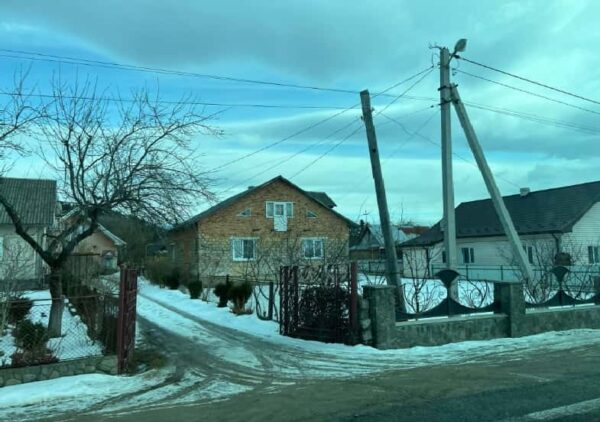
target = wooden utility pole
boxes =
[439,47,458,270]
[450,85,535,282]
[360,90,401,287]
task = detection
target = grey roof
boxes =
[0,178,57,226]
[352,224,409,250]
[402,180,600,247]
[172,176,356,231]
[306,192,336,208]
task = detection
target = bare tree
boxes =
[400,246,446,315]
[0,78,220,336]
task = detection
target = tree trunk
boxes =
[47,270,64,338]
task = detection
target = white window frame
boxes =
[461,247,475,264]
[589,245,600,264]
[265,201,294,219]
[302,237,324,260]
[523,245,534,264]
[232,237,258,261]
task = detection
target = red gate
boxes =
[117,268,138,374]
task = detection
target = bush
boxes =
[10,350,58,368]
[13,320,48,351]
[144,257,174,287]
[229,281,253,314]
[188,281,203,299]
[8,298,33,324]
[164,267,181,290]
[298,285,351,342]
[214,278,233,308]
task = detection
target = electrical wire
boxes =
[456,55,600,107]
[379,112,522,190]
[0,48,434,99]
[454,69,600,117]
[205,67,435,174]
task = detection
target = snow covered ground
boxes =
[2,277,600,420]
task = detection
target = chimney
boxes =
[520,187,530,197]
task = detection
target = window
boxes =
[306,210,317,219]
[265,201,293,218]
[302,238,324,259]
[237,208,252,217]
[461,247,475,264]
[523,245,534,264]
[232,238,257,261]
[589,246,600,264]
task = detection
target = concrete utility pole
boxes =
[450,86,535,282]
[439,47,458,270]
[360,90,401,288]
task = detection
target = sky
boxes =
[0,0,599,225]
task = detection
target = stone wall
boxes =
[0,355,117,387]
[363,282,600,350]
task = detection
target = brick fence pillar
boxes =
[494,281,526,337]
[363,285,396,349]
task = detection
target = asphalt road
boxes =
[70,336,600,422]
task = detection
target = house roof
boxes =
[402,180,600,247]
[171,175,357,232]
[0,178,57,226]
[356,224,409,248]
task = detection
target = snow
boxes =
[0,291,103,367]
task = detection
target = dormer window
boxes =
[237,208,252,217]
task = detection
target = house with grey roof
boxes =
[0,177,57,286]
[401,181,600,279]
[168,176,358,282]
[351,223,411,260]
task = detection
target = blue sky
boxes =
[0,0,599,225]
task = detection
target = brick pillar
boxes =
[363,285,396,349]
[494,281,526,337]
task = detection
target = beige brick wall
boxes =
[170,179,350,282]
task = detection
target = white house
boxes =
[401,181,600,280]
[0,178,57,288]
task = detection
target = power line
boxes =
[379,112,522,189]
[0,48,434,99]
[456,55,600,108]
[289,124,363,179]
[286,71,435,180]
[0,89,364,110]
[464,101,600,135]
[454,69,600,117]
[206,67,435,174]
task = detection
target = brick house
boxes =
[168,176,357,283]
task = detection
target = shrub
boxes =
[298,285,351,342]
[13,319,48,351]
[164,267,181,290]
[229,281,253,314]
[8,298,33,324]
[188,281,203,299]
[144,257,174,286]
[214,278,233,308]
[10,350,58,368]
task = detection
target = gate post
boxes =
[117,268,138,374]
[350,262,359,340]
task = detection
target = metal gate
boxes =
[279,263,358,344]
[117,268,138,374]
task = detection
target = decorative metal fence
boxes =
[279,263,358,344]
[397,269,497,321]
[525,266,600,308]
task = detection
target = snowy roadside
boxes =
[138,278,600,370]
